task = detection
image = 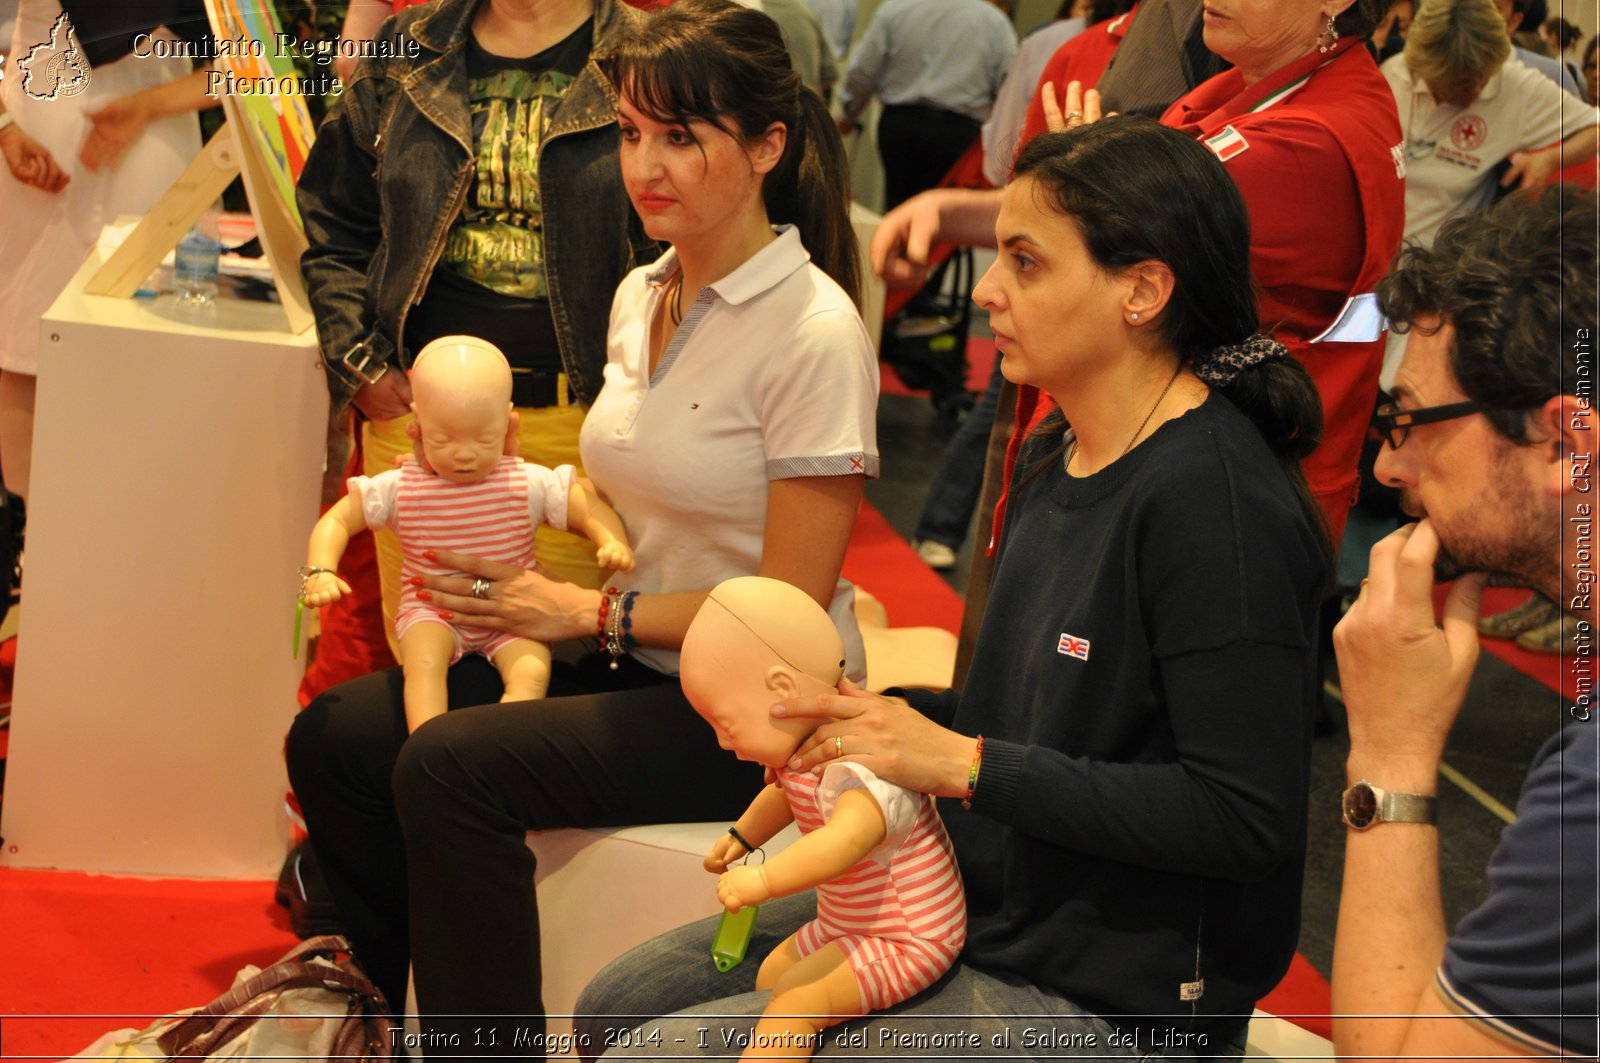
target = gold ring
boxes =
[835,736,843,758]
[1066,110,1083,122]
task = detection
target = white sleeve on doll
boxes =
[348,469,402,531]
[524,463,577,531]
[816,761,920,867]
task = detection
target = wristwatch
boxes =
[1341,780,1437,830]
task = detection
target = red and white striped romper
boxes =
[352,456,574,663]
[777,762,966,1011]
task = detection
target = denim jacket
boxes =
[297,0,656,416]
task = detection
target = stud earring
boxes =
[1130,312,1140,321]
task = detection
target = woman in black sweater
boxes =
[577,117,1329,1061]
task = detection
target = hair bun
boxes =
[1195,332,1289,387]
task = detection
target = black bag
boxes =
[880,248,976,422]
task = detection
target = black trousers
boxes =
[283,652,765,1056]
[875,104,981,211]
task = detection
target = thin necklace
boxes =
[1067,363,1184,472]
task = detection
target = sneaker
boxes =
[1478,593,1560,639]
[1515,610,1575,655]
[912,539,958,570]
[275,839,347,939]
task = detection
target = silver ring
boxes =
[470,578,491,600]
[835,735,843,758]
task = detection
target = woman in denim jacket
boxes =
[297,0,658,666]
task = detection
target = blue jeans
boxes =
[913,358,1007,551]
[573,895,1246,1060]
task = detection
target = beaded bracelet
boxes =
[962,735,985,811]
[619,590,639,652]
[596,587,615,651]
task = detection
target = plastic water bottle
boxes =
[174,209,222,307]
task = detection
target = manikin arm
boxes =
[717,787,887,911]
[567,478,635,572]
[302,494,369,606]
[705,784,796,873]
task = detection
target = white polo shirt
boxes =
[579,226,879,680]
[1384,52,1598,249]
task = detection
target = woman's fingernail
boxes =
[770,703,786,717]
[406,577,423,587]
[787,757,801,770]
[422,550,438,561]
[440,611,453,620]
[416,590,432,601]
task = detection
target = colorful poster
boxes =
[202,0,319,224]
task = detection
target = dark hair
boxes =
[1010,118,1330,559]
[599,0,860,306]
[1377,184,1598,444]
[1511,0,1546,27]
[1337,0,1388,41]
[1545,16,1580,50]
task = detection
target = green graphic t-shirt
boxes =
[406,20,593,376]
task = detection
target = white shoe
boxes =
[912,539,958,569]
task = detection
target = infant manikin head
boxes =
[681,577,847,768]
[410,335,515,484]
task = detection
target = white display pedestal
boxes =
[0,240,326,879]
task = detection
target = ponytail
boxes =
[1198,338,1332,565]
[766,86,861,308]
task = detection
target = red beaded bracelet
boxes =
[962,735,985,811]
[596,587,616,651]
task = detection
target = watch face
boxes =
[1344,783,1378,829]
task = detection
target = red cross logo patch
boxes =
[1451,114,1487,151]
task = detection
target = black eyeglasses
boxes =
[1371,399,1482,449]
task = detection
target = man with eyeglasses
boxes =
[1329,184,1597,1059]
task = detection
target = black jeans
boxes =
[283,652,764,1056]
[875,104,981,211]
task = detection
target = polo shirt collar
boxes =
[644,225,810,306]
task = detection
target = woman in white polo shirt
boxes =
[283,0,878,1048]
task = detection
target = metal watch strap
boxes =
[1378,789,1437,825]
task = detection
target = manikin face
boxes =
[616,93,781,248]
[413,398,510,484]
[679,617,821,769]
[973,175,1129,399]
[1375,318,1556,589]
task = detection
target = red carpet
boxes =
[0,870,299,1058]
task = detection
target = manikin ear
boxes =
[1534,395,1594,500]
[749,122,787,177]
[503,402,519,456]
[765,664,800,698]
[1121,260,1175,326]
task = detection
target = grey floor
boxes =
[863,318,1557,980]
